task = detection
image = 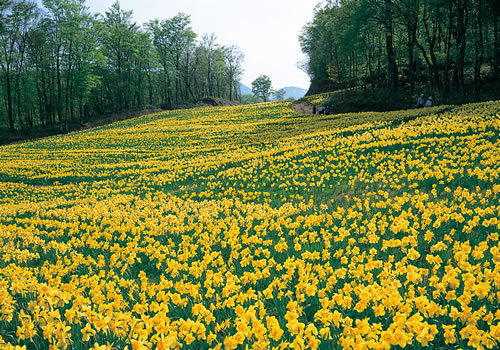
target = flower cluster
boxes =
[0,100,499,349]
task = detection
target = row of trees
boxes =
[1,0,244,133]
[299,0,500,95]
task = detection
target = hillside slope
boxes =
[0,100,499,349]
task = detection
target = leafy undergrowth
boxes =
[0,100,499,349]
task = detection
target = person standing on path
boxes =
[425,96,433,107]
[417,93,425,108]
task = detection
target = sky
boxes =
[84,0,320,90]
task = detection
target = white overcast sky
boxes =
[84,0,320,89]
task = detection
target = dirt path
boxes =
[292,100,314,114]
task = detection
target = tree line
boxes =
[1,0,244,134]
[299,0,500,97]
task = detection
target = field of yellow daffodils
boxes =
[0,100,499,349]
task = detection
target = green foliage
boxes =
[300,0,500,96]
[240,93,263,105]
[0,0,245,136]
[251,75,272,102]
[272,88,286,101]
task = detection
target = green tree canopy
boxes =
[251,75,272,102]
[300,0,499,96]
[272,88,286,101]
[0,0,246,136]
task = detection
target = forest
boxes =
[0,0,244,136]
[300,0,500,98]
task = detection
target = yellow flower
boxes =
[391,329,411,348]
[233,331,245,344]
[267,316,284,341]
[184,333,196,345]
[443,324,456,344]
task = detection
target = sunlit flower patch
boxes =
[0,100,499,349]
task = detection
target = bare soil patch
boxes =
[292,100,314,114]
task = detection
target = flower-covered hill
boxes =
[0,100,499,349]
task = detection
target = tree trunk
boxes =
[5,71,15,133]
[36,75,45,127]
[228,76,233,100]
[444,0,454,93]
[185,78,195,101]
[39,50,51,127]
[65,49,72,129]
[15,71,23,130]
[454,0,468,92]
[166,72,172,108]
[137,69,142,108]
[494,9,499,80]
[429,42,440,88]
[408,23,417,92]
[175,56,180,104]
[207,54,213,96]
[420,3,440,88]
[147,71,153,106]
[366,33,374,87]
[474,0,484,90]
[125,64,131,110]
[79,98,83,128]
[385,0,398,91]
[15,37,27,130]
[70,83,74,123]
[117,53,123,111]
[56,47,63,128]
[47,70,54,127]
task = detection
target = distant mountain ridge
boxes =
[239,83,306,100]
[281,86,307,100]
[239,83,253,95]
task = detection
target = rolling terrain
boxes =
[0,99,499,349]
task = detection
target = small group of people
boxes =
[417,93,433,108]
[312,105,332,115]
